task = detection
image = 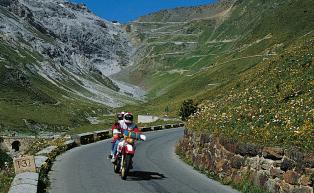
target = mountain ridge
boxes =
[0,0,145,134]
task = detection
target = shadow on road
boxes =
[128,171,166,181]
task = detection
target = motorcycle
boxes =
[113,131,146,180]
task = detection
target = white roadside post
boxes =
[13,156,36,174]
[9,156,38,193]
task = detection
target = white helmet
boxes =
[123,112,133,124]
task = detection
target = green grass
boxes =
[232,179,270,193]
[123,0,314,115]
[187,36,314,151]
[118,0,314,153]
[67,115,115,134]
[0,40,112,135]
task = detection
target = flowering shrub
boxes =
[187,39,314,151]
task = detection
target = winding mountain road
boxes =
[49,128,239,193]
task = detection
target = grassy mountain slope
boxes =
[0,40,108,134]
[121,0,314,118]
[188,34,314,151]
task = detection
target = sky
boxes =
[72,0,216,23]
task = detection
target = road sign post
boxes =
[13,155,36,174]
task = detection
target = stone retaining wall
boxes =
[176,129,314,193]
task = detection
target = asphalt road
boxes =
[49,128,239,193]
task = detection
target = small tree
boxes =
[164,106,170,114]
[179,99,198,121]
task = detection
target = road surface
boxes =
[49,128,239,193]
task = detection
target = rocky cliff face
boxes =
[0,0,143,107]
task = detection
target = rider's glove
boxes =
[140,135,146,141]
[113,129,121,134]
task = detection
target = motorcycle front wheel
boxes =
[121,154,132,180]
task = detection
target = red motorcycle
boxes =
[113,133,146,180]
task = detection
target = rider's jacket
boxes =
[123,123,139,132]
[123,123,142,140]
[111,122,123,142]
[112,122,140,141]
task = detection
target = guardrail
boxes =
[71,130,110,145]
[140,127,153,132]
[94,130,110,141]
[8,123,184,193]
[152,125,163,131]
[164,124,172,129]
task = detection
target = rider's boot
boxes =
[111,155,117,163]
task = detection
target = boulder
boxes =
[288,186,313,193]
[262,147,284,160]
[265,178,280,193]
[283,170,300,185]
[270,167,284,178]
[279,180,292,193]
[303,153,314,168]
[199,134,211,146]
[299,175,312,186]
[254,170,269,188]
[219,138,238,153]
[304,168,314,175]
[280,158,295,171]
[231,155,245,169]
[261,158,274,170]
[235,143,261,157]
[232,171,243,184]
[215,159,226,172]
[285,148,304,163]
[246,156,260,170]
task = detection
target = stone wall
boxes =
[176,129,314,193]
[2,137,36,152]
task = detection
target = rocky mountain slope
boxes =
[0,0,144,134]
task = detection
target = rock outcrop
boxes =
[0,0,144,107]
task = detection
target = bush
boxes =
[179,99,198,121]
[0,149,12,169]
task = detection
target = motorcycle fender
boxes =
[125,144,135,154]
[117,141,124,152]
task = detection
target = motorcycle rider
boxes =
[111,112,145,163]
[108,112,125,159]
